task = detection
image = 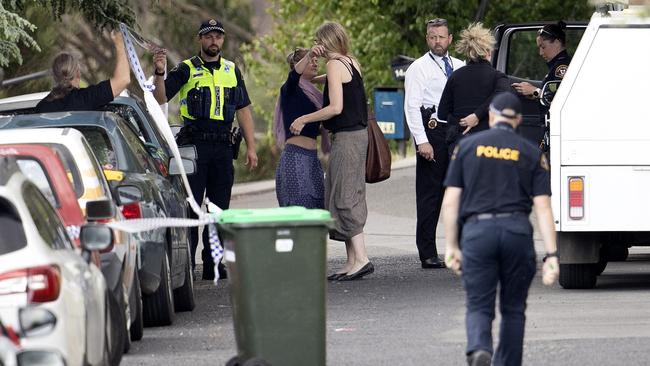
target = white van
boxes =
[492,1,650,288]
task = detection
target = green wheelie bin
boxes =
[219,207,332,366]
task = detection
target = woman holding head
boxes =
[512,21,572,100]
[437,22,510,149]
[290,22,373,281]
[274,48,327,209]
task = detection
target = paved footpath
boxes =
[124,163,650,366]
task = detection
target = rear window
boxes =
[15,159,58,208]
[47,144,84,199]
[506,27,585,80]
[74,126,119,170]
[0,197,27,255]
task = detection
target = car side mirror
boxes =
[178,145,197,160]
[114,184,142,206]
[85,199,115,221]
[19,307,57,338]
[80,224,113,253]
[169,157,196,175]
[540,80,561,107]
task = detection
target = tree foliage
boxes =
[0,0,135,67]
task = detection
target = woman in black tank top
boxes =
[289,22,374,282]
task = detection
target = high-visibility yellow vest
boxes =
[179,56,238,122]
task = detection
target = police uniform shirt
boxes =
[443,123,551,220]
[35,80,114,113]
[404,52,465,145]
[164,56,251,123]
[543,49,571,85]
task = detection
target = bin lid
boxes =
[218,207,332,224]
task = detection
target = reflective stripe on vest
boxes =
[179,56,238,121]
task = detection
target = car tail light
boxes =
[568,177,584,220]
[121,202,142,220]
[0,266,61,304]
[155,159,169,177]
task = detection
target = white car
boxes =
[0,158,113,366]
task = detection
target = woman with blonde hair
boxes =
[437,22,510,150]
[290,22,373,281]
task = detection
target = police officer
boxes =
[512,21,572,105]
[441,92,560,366]
[404,18,465,269]
[152,19,258,280]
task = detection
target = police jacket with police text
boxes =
[164,55,251,130]
[443,123,551,221]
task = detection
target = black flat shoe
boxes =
[421,256,446,269]
[338,262,374,281]
[327,273,346,281]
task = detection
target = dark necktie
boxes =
[442,56,453,78]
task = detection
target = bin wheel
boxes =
[243,358,272,366]
[225,356,241,366]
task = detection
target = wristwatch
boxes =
[532,88,541,98]
[543,251,558,262]
[154,69,165,76]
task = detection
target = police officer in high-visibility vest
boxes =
[152,19,258,280]
[441,92,559,366]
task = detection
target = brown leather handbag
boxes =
[366,111,392,183]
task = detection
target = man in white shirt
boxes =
[404,18,465,269]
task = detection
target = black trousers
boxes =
[186,141,234,269]
[415,124,450,261]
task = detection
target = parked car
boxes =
[0,157,115,366]
[0,112,196,327]
[0,128,142,347]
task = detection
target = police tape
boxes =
[119,23,156,92]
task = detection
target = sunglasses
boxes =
[537,28,556,38]
[427,18,448,27]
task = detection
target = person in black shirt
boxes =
[35,31,130,113]
[437,23,510,154]
[441,92,559,366]
[512,21,572,104]
[152,18,258,281]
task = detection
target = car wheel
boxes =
[143,253,175,326]
[106,289,124,366]
[121,282,132,354]
[173,247,196,312]
[130,269,144,341]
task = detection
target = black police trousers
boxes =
[187,141,234,270]
[461,214,536,366]
[415,123,449,261]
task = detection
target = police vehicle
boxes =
[494,1,650,288]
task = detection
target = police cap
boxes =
[489,92,522,119]
[198,19,226,36]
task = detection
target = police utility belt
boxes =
[465,211,526,223]
[420,106,447,130]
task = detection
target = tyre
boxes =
[130,269,144,341]
[595,260,607,276]
[106,289,124,365]
[122,282,132,354]
[559,263,598,289]
[173,248,196,312]
[143,253,175,326]
[225,356,241,366]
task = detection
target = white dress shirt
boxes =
[404,51,465,145]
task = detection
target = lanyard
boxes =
[428,52,452,78]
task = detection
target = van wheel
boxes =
[595,260,607,276]
[559,263,598,289]
[130,270,144,341]
[173,247,196,312]
[143,253,175,326]
[602,245,629,262]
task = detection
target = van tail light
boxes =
[0,265,61,304]
[568,177,584,220]
[121,202,142,220]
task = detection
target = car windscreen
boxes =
[0,197,27,255]
[15,159,59,208]
[73,126,120,170]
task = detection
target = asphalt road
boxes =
[123,166,650,366]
